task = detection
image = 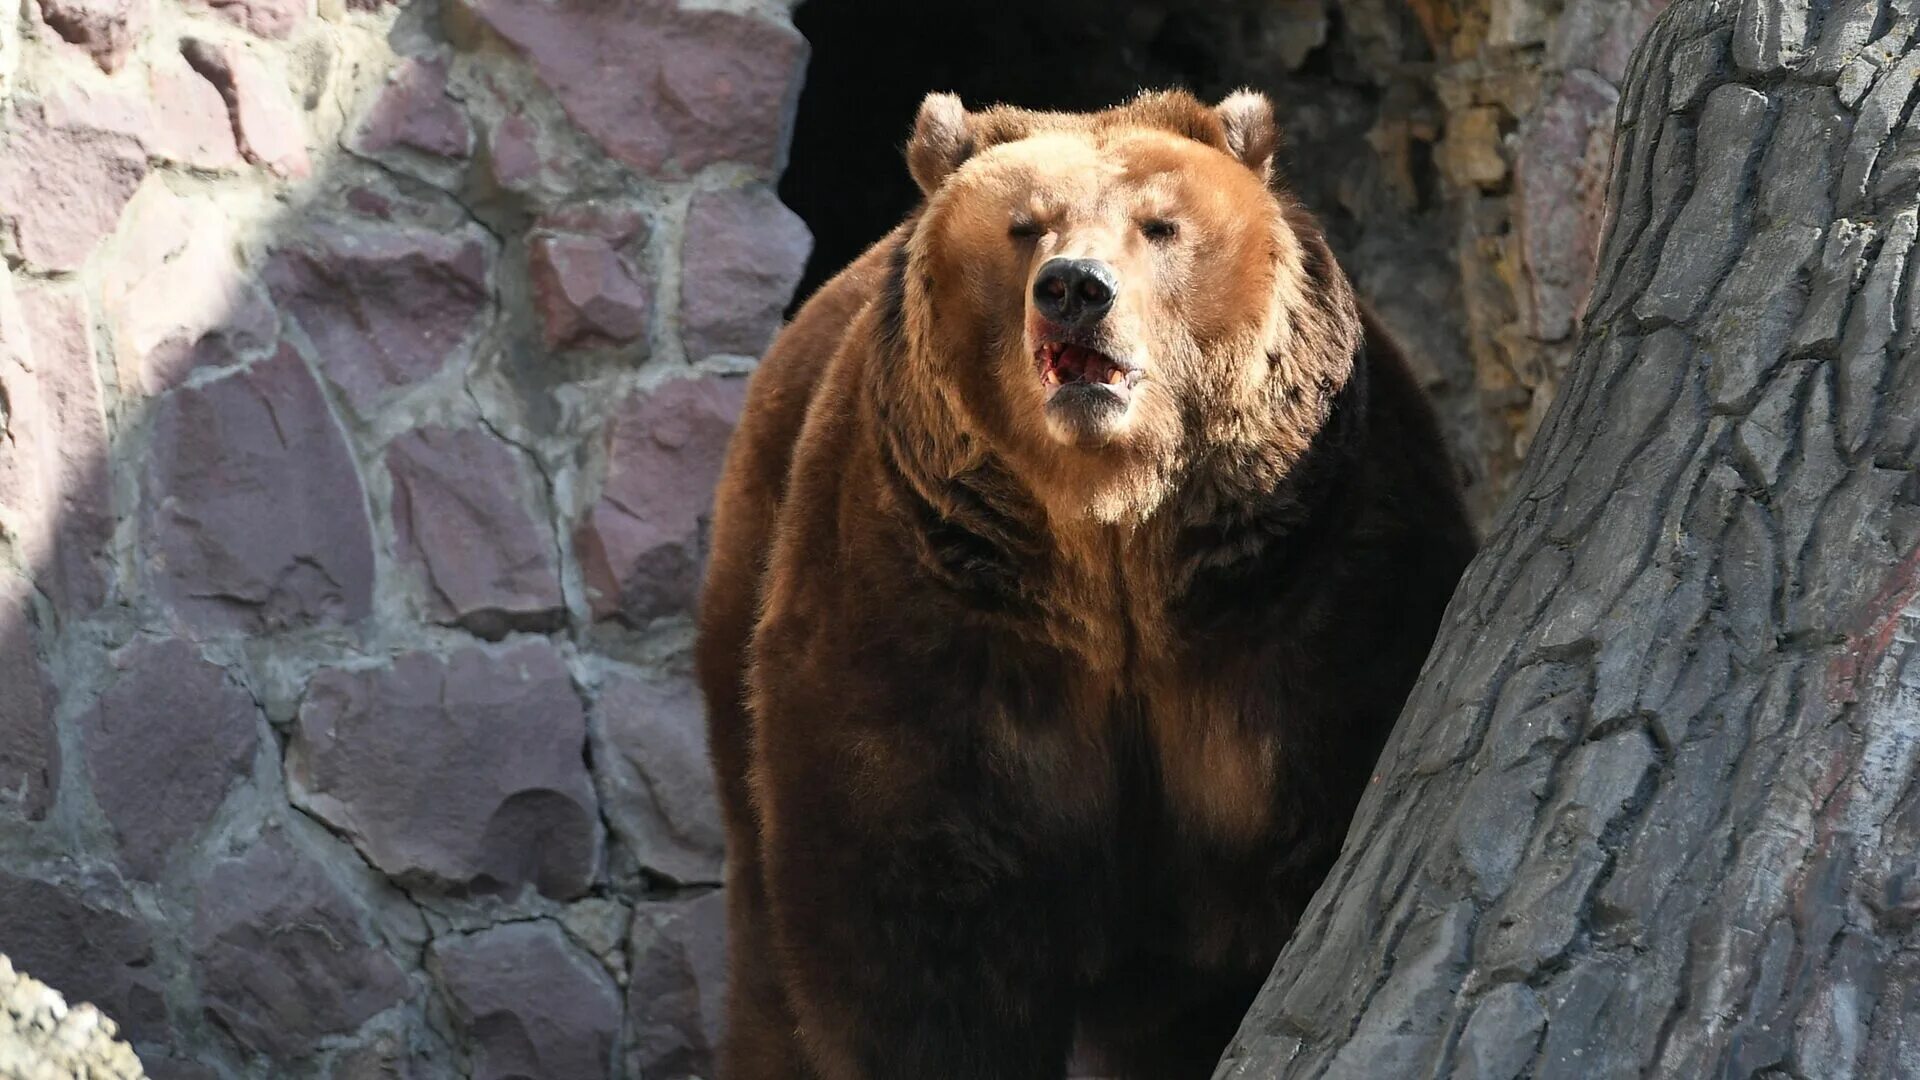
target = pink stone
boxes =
[288,644,603,899]
[0,272,32,520]
[141,344,375,634]
[0,104,147,272]
[182,38,312,179]
[529,233,650,350]
[680,187,811,361]
[15,287,111,613]
[0,872,167,1041]
[352,57,472,160]
[575,374,747,625]
[39,81,150,142]
[536,203,647,245]
[0,594,58,822]
[1550,0,1673,84]
[627,892,727,1078]
[431,922,622,1080]
[150,49,244,170]
[264,225,490,411]
[78,639,258,880]
[187,0,306,39]
[486,113,542,192]
[34,0,148,73]
[591,663,724,883]
[463,0,806,176]
[387,425,565,635]
[192,832,411,1059]
[103,187,275,394]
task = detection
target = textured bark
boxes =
[1216,1,1920,1077]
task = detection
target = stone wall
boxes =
[0,0,1674,1077]
[0,0,806,1076]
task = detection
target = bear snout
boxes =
[1032,257,1119,328]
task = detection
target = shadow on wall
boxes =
[0,0,810,1076]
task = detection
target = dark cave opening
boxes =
[778,0,1414,316]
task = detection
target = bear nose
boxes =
[1033,258,1118,327]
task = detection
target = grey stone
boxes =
[430,921,621,1080]
[77,639,258,880]
[1449,983,1546,1080]
[1476,731,1658,980]
[1318,901,1472,1080]
[1636,84,1772,325]
[288,644,602,899]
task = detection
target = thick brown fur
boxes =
[696,89,1476,1080]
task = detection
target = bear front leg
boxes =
[758,789,1080,1080]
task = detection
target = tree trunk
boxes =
[1216,1,1920,1076]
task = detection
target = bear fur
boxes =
[696,88,1476,1080]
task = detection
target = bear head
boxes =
[887,89,1363,526]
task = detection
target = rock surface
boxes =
[0,104,146,272]
[386,425,565,634]
[103,185,276,394]
[430,921,622,1080]
[265,224,492,411]
[528,232,650,350]
[576,374,748,625]
[680,187,812,362]
[288,644,602,899]
[140,344,375,635]
[462,0,807,176]
[626,892,727,1079]
[181,38,311,178]
[592,663,725,885]
[352,58,471,161]
[77,639,258,880]
[0,599,57,822]
[0,873,166,1043]
[191,832,412,1059]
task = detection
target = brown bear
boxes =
[696,89,1476,1080]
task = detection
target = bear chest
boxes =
[984,661,1286,853]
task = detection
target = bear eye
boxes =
[1009,219,1044,240]
[1141,219,1180,242]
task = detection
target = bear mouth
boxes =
[1036,341,1136,400]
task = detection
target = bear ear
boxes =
[907,92,977,196]
[1215,90,1280,182]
